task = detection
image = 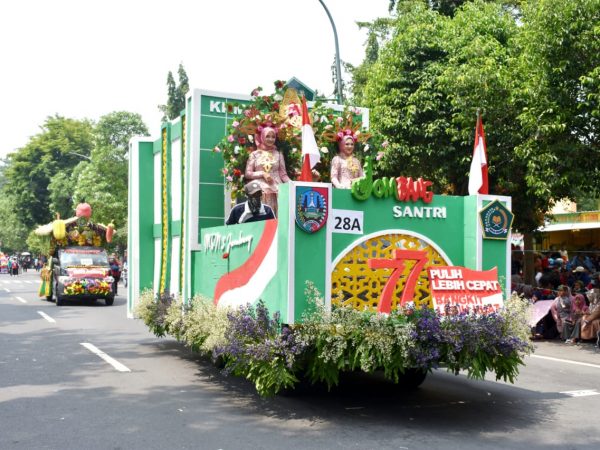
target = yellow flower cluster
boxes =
[160,128,168,294]
[180,115,186,291]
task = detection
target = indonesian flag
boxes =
[299,95,320,182]
[468,113,489,195]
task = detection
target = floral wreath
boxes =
[321,114,372,145]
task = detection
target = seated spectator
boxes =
[571,280,588,305]
[578,286,600,343]
[550,285,573,340]
[565,294,589,344]
[569,265,591,288]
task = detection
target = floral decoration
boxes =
[135,285,533,397]
[63,278,112,296]
[214,80,384,200]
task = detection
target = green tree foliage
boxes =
[2,115,94,230]
[361,0,599,235]
[158,63,190,121]
[0,195,29,253]
[95,111,149,155]
[346,18,394,105]
[47,165,86,220]
[0,111,148,253]
[25,230,50,258]
[512,0,600,202]
[74,111,149,249]
[176,63,190,113]
[388,0,521,16]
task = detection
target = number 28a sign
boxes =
[331,209,364,235]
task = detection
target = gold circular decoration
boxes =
[331,232,450,312]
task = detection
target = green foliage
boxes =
[359,0,599,233]
[2,115,95,229]
[134,290,175,338]
[512,0,600,203]
[0,194,30,252]
[135,282,533,397]
[47,164,87,220]
[0,110,145,254]
[95,111,149,155]
[158,63,190,122]
[181,296,229,354]
[74,111,148,248]
[25,231,51,257]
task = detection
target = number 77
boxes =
[367,249,428,314]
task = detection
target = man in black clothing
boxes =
[226,181,275,225]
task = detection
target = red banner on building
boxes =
[428,266,503,316]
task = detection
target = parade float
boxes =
[128,80,532,396]
[35,203,116,306]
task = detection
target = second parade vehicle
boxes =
[36,202,116,306]
[51,246,115,306]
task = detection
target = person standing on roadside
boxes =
[109,255,121,295]
[10,259,18,276]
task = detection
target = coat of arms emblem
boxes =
[295,186,328,233]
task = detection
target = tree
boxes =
[176,63,190,114]
[388,0,522,16]
[362,1,560,228]
[25,230,51,258]
[158,63,190,121]
[47,165,86,220]
[74,111,149,250]
[0,195,29,253]
[511,0,600,203]
[95,111,149,157]
[358,0,599,282]
[347,18,394,105]
[1,115,94,229]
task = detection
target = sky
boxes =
[0,0,392,159]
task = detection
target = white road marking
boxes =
[15,297,27,303]
[4,288,10,293]
[80,343,131,372]
[37,311,56,323]
[25,280,34,284]
[12,280,21,283]
[560,390,599,397]
[530,354,600,370]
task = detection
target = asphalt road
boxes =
[1,270,600,450]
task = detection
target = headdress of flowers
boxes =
[321,114,372,144]
[214,81,304,199]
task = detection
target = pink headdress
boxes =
[337,132,357,152]
[322,114,371,147]
[256,125,278,150]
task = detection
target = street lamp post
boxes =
[317,0,343,105]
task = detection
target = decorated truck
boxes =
[36,203,116,306]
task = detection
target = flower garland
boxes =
[180,115,186,292]
[160,127,168,294]
[63,278,112,296]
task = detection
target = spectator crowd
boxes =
[512,249,600,346]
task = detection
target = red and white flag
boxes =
[468,112,489,195]
[299,95,320,182]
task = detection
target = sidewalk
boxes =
[532,339,600,365]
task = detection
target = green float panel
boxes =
[200,150,225,183]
